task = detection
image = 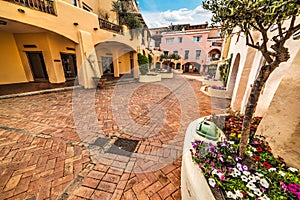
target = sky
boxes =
[137,0,213,28]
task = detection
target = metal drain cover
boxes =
[93,137,109,147]
[106,138,139,156]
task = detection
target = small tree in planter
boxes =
[203,0,300,158]
[138,53,149,75]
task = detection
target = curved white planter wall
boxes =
[181,117,226,200]
[139,74,162,82]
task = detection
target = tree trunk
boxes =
[238,63,279,158]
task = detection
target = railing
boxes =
[98,18,122,34]
[212,42,222,47]
[5,0,55,15]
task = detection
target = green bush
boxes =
[138,53,149,75]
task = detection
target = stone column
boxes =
[76,30,100,89]
[133,52,139,78]
[113,51,120,77]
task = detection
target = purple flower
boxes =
[196,152,200,157]
[242,165,248,171]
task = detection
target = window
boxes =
[165,38,174,44]
[178,37,182,43]
[72,0,78,6]
[195,50,201,60]
[163,51,169,56]
[173,51,178,55]
[193,36,202,42]
[184,50,189,60]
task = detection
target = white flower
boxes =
[237,163,243,171]
[241,175,248,182]
[248,175,257,182]
[260,178,269,188]
[208,178,216,187]
[279,171,286,177]
[234,168,241,176]
[247,151,253,156]
[288,167,298,173]
[231,168,241,177]
[246,182,257,190]
[235,190,243,198]
[243,171,250,176]
[228,141,235,145]
[268,168,276,172]
[226,191,237,199]
[259,195,270,200]
[255,172,264,177]
[251,146,257,152]
[253,188,262,196]
[212,169,218,175]
[248,193,254,197]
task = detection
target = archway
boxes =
[155,62,161,69]
[208,49,221,61]
[232,48,256,110]
[227,53,240,98]
[176,63,181,70]
[95,41,136,78]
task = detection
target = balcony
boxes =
[212,42,222,47]
[5,0,55,15]
[98,18,122,34]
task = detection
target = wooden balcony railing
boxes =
[212,42,222,47]
[99,18,122,34]
[5,0,55,15]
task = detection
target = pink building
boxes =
[158,23,223,73]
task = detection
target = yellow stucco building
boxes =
[0,0,150,88]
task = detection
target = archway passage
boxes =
[227,53,240,99]
[183,62,201,73]
[155,62,161,69]
[208,49,221,61]
[232,48,256,111]
[95,41,136,78]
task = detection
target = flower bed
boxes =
[208,86,228,99]
[190,114,300,199]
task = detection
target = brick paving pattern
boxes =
[0,74,228,199]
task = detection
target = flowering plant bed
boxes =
[211,85,226,90]
[190,114,300,200]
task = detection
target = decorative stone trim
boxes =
[139,74,162,83]
[202,80,223,86]
[160,72,173,79]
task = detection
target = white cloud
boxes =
[141,5,212,28]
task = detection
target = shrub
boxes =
[138,53,149,75]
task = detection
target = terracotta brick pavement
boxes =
[0,74,228,199]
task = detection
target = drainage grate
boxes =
[106,138,139,156]
[93,137,109,147]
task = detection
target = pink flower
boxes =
[253,140,259,145]
[280,181,288,192]
[220,175,225,181]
